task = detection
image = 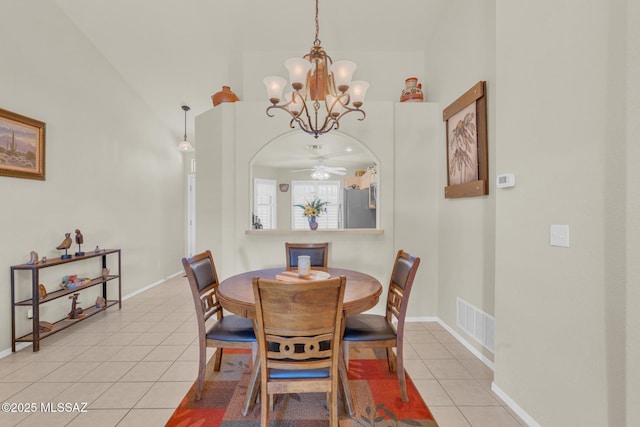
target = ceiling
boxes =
[54,0,446,146]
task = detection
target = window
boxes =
[253,179,277,229]
[291,180,341,230]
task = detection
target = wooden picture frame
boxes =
[0,108,46,180]
[443,81,487,198]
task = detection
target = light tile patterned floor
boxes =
[0,276,527,426]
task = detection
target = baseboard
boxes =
[122,270,183,301]
[407,316,540,427]
[491,383,541,427]
[1,271,184,358]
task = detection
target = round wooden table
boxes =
[218,266,382,417]
[218,267,383,319]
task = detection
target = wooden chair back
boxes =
[252,275,346,426]
[385,250,421,336]
[285,242,329,269]
[182,250,223,330]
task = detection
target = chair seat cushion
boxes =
[343,314,397,342]
[206,315,256,342]
[269,367,329,379]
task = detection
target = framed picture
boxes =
[0,108,46,180]
[443,81,488,198]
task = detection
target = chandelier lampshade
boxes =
[264,0,368,138]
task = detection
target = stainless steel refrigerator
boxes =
[343,188,376,228]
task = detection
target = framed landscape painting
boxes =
[0,108,46,180]
[443,81,488,198]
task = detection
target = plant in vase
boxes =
[294,198,328,230]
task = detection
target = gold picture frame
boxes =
[443,81,488,198]
[0,108,46,180]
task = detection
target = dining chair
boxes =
[252,275,347,427]
[285,242,329,270]
[342,249,421,402]
[182,250,257,401]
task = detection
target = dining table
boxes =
[217,266,383,417]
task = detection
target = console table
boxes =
[10,249,121,352]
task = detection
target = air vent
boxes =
[456,298,494,353]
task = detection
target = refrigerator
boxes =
[343,188,376,229]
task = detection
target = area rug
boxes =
[166,348,438,426]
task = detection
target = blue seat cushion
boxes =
[206,315,256,342]
[343,314,397,342]
[269,367,330,379]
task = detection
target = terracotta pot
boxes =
[400,77,424,102]
[211,86,239,106]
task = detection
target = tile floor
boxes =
[0,275,527,427]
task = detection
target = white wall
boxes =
[627,2,640,426]
[424,0,497,361]
[195,100,440,316]
[0,2,185,352]
[494,1,627,425]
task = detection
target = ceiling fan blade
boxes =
[291,168,314,173]
[325,166,347,175]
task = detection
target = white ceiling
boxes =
[54,0,446,148]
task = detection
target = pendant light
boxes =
[176,105,195,152]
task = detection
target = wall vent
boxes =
[456,298,494,353]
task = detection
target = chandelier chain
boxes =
[314,0,320,46]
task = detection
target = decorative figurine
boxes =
[74,229,85,256]
[38,284,47,299]
[94,245,100,253]
[27,251,39,265]
[56,233,72,259]
[39,321,53,333]
[400,77,424,102]
[95,296,106,309]
[68,293,84,319]
[41,256,47,263]
[102,267,110,279]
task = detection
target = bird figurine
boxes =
[27,251,39,265]
[75,229,85,256]
[56,232,72,259]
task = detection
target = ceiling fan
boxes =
[292,160,347,179]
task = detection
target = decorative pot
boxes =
[211,86,239,106]
[400,77,424,102]
[308,216,319,231]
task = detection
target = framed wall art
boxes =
[0,108,46,180]
[443,81,488,198]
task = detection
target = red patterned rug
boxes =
[166,348,438,426]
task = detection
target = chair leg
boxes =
[329,390,338,427]
[261,387,269,427]
[342,341,350,368]
[213,347,223,371]
[396,344,408,402]
[196,344,207,400]
[386,347,397,372]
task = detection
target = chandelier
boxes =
[263,0,369,138]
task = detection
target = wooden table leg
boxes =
[242,354,261,416]
[339,352,354,417]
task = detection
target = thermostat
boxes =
[496,173,516,188]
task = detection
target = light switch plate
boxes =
[550,224,570,247]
